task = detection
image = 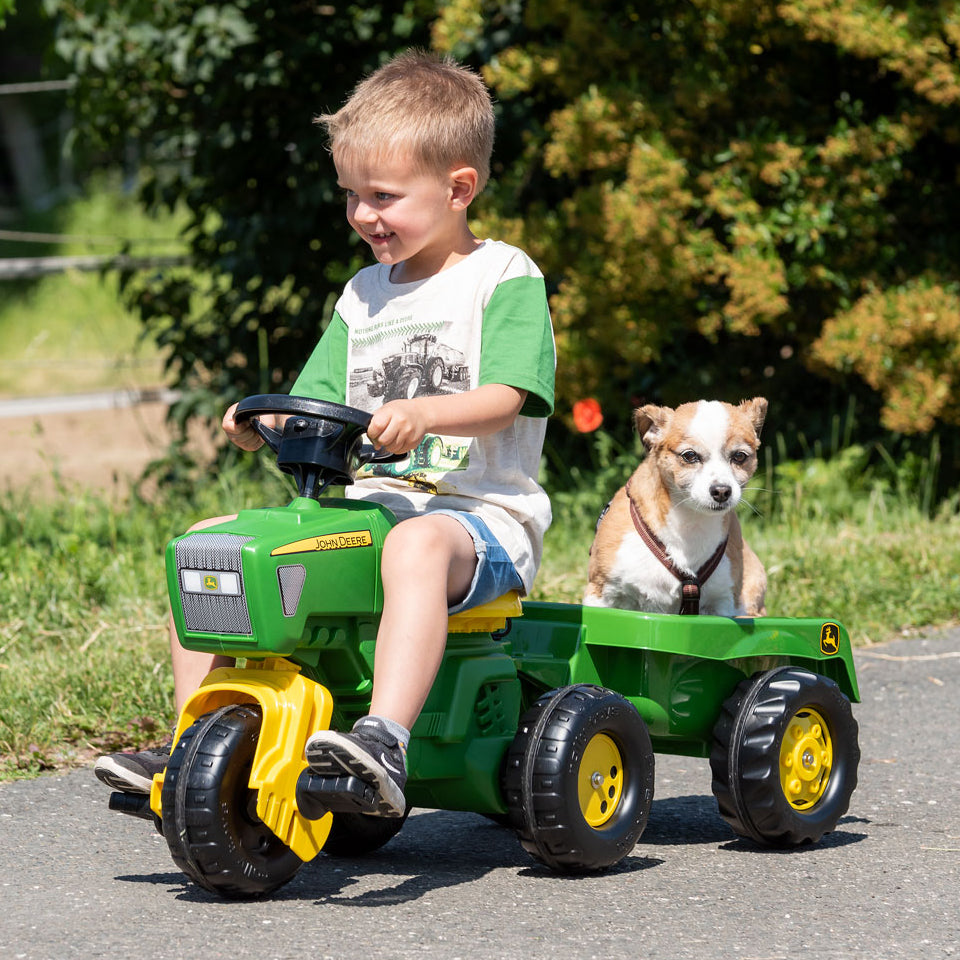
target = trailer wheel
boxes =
[322,809,409,857]
[161,704,303,898]
[710,666,859,847]
[502,684,654,872]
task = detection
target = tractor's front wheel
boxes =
[502,684,654,872]
[709,666,859,847]
[161,704,303,898]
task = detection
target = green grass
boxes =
[0,176,184,397]
[0,464,293,779]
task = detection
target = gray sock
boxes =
[355,715,410,752]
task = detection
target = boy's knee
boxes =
[384,515,443,554]
[185,514,238,534]
[382,514,469,565]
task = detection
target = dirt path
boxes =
[1,398,211,495]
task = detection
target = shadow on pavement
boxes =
[115,808,664,904]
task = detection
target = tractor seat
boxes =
[447,591,523,634]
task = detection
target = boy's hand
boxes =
[366,400,429,454]
[366,386,527,454]
[222,402,279,451]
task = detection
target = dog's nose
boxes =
[710,483,732,504]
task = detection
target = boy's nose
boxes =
[352,201,378,224]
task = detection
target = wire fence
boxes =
[0,253,189,280]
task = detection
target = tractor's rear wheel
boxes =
[161,704,303,898]
[321,809,410,857]
[502,684,654,872]
[709,666,859,846]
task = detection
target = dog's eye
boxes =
[679,450,701,464]
[730,451,749,465]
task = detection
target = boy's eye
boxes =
[375,191,394,201]
[341,188,357,199]
[678,450,701,464]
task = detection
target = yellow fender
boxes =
[150,658,334,862]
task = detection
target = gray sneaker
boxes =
[94,744,170,794]
[304,717,407,817]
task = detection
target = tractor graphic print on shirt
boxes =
[365,333,469,402]
[347,319,473,487]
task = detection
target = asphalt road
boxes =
[2,630,958,960]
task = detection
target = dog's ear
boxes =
[635,404,672,450]
[739,397,768,438]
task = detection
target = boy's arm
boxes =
[367,385,527,455]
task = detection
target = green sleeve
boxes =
[290,312,347,403]
[479,275,556,417]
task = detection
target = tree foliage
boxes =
[47,0,435,425]
[433,0,960,440]
[49,0,960,455]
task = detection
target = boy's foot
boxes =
[304,717,407,817]
[94,744,171,794]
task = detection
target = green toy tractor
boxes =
[107,395,860,898]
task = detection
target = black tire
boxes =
[391,371,421,400]
[161,705,303,898]
[709,666,860,847]
[426,357,444,390]
[321,809,410,857]
[421,435,443,469]
[502,684,655,872]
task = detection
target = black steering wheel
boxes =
[234,394,402,499]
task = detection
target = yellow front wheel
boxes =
[161,705,303,899]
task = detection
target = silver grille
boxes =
[176,533,254,635]
[277,564,306,617]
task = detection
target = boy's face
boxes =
[335,151,477,283]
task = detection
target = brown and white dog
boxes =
[584,398,768,617]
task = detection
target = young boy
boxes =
[94,50,555,818]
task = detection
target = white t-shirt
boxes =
[292,240,556,593]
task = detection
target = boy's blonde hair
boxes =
[317,50,495,191]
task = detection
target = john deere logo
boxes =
[820,622,840,655]
[203,575,219,592]
[271,530,373,556]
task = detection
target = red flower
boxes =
[572,398,603,432]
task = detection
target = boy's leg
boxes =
[94,515,238,793]
[371,513,478,727]
[168,514,239,708]
[304,514,477,815]
[170,615,234,714]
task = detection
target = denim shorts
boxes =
[431,509,524,614]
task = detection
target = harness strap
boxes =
[626,487,728,615]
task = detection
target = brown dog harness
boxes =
[627,493,728,615]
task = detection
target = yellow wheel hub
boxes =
[780,707,833,810]
[578,733,624,827]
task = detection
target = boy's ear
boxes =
[448,166,479,210]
